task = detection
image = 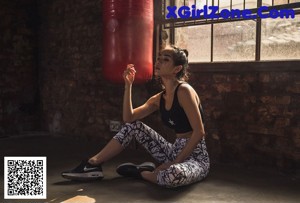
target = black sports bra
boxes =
[159,83,205,134]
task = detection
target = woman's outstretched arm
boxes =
[122,64,160,123]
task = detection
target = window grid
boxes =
[161,1,300,29]
[159,0,300,62]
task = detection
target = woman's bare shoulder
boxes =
[178,83,196,95]
[178,83,200,104]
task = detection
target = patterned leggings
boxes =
[113,121,210,188]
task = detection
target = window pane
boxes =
[193,0,213,8]
[195,0,214,9]
[232,0,245,10]
[219,0,231,9]
[274,0,288,5]
[164,0,171,19]
[262,0,289,5]
[161,28,171,49]
[175,0,186,7]
[175,25,211,62]
[262,0,273,6]
[213,21,256,62]
[175,0,214,8]
[244,0,258,9]
[205,0,213,7]
[215,0,258,10]
[261,15,300,60]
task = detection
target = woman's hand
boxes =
[123,64,136,86]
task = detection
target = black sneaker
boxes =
[61,160,103,181]
[116,162,156,178]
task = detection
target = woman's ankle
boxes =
[88,158,101,166]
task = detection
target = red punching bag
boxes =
[103,0,154,84]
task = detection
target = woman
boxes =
[62,45,210,188]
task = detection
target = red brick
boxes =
[260,96,276,104]
[213,74,228,83]
[292,129,300,148]
[286,84,300,93]
[259,73,270,83]
[214,83,231,93]
[274,73,290,82]
[274,118,290,128]
[248,125,283,136]
[276,96,291,105]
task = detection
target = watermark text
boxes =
[166,5,295,20]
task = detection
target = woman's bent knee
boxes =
[157,164,205,188]
[124,120,144,129]
[157,166,186,188]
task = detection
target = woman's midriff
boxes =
[176,131,192,138]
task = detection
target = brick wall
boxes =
[37,0,157,141]
[191,63,300,171]
[0,0,40,136]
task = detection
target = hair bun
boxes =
[182,49,189,57]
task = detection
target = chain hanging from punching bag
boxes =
[103,0,154,84]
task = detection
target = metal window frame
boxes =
[161,1,300,28]
[157,0,300,62]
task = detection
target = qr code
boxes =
[4,157,47,199]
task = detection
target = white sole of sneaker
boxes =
[62,171,103,181]
[116,162,155,170]
[138,162,156,169]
